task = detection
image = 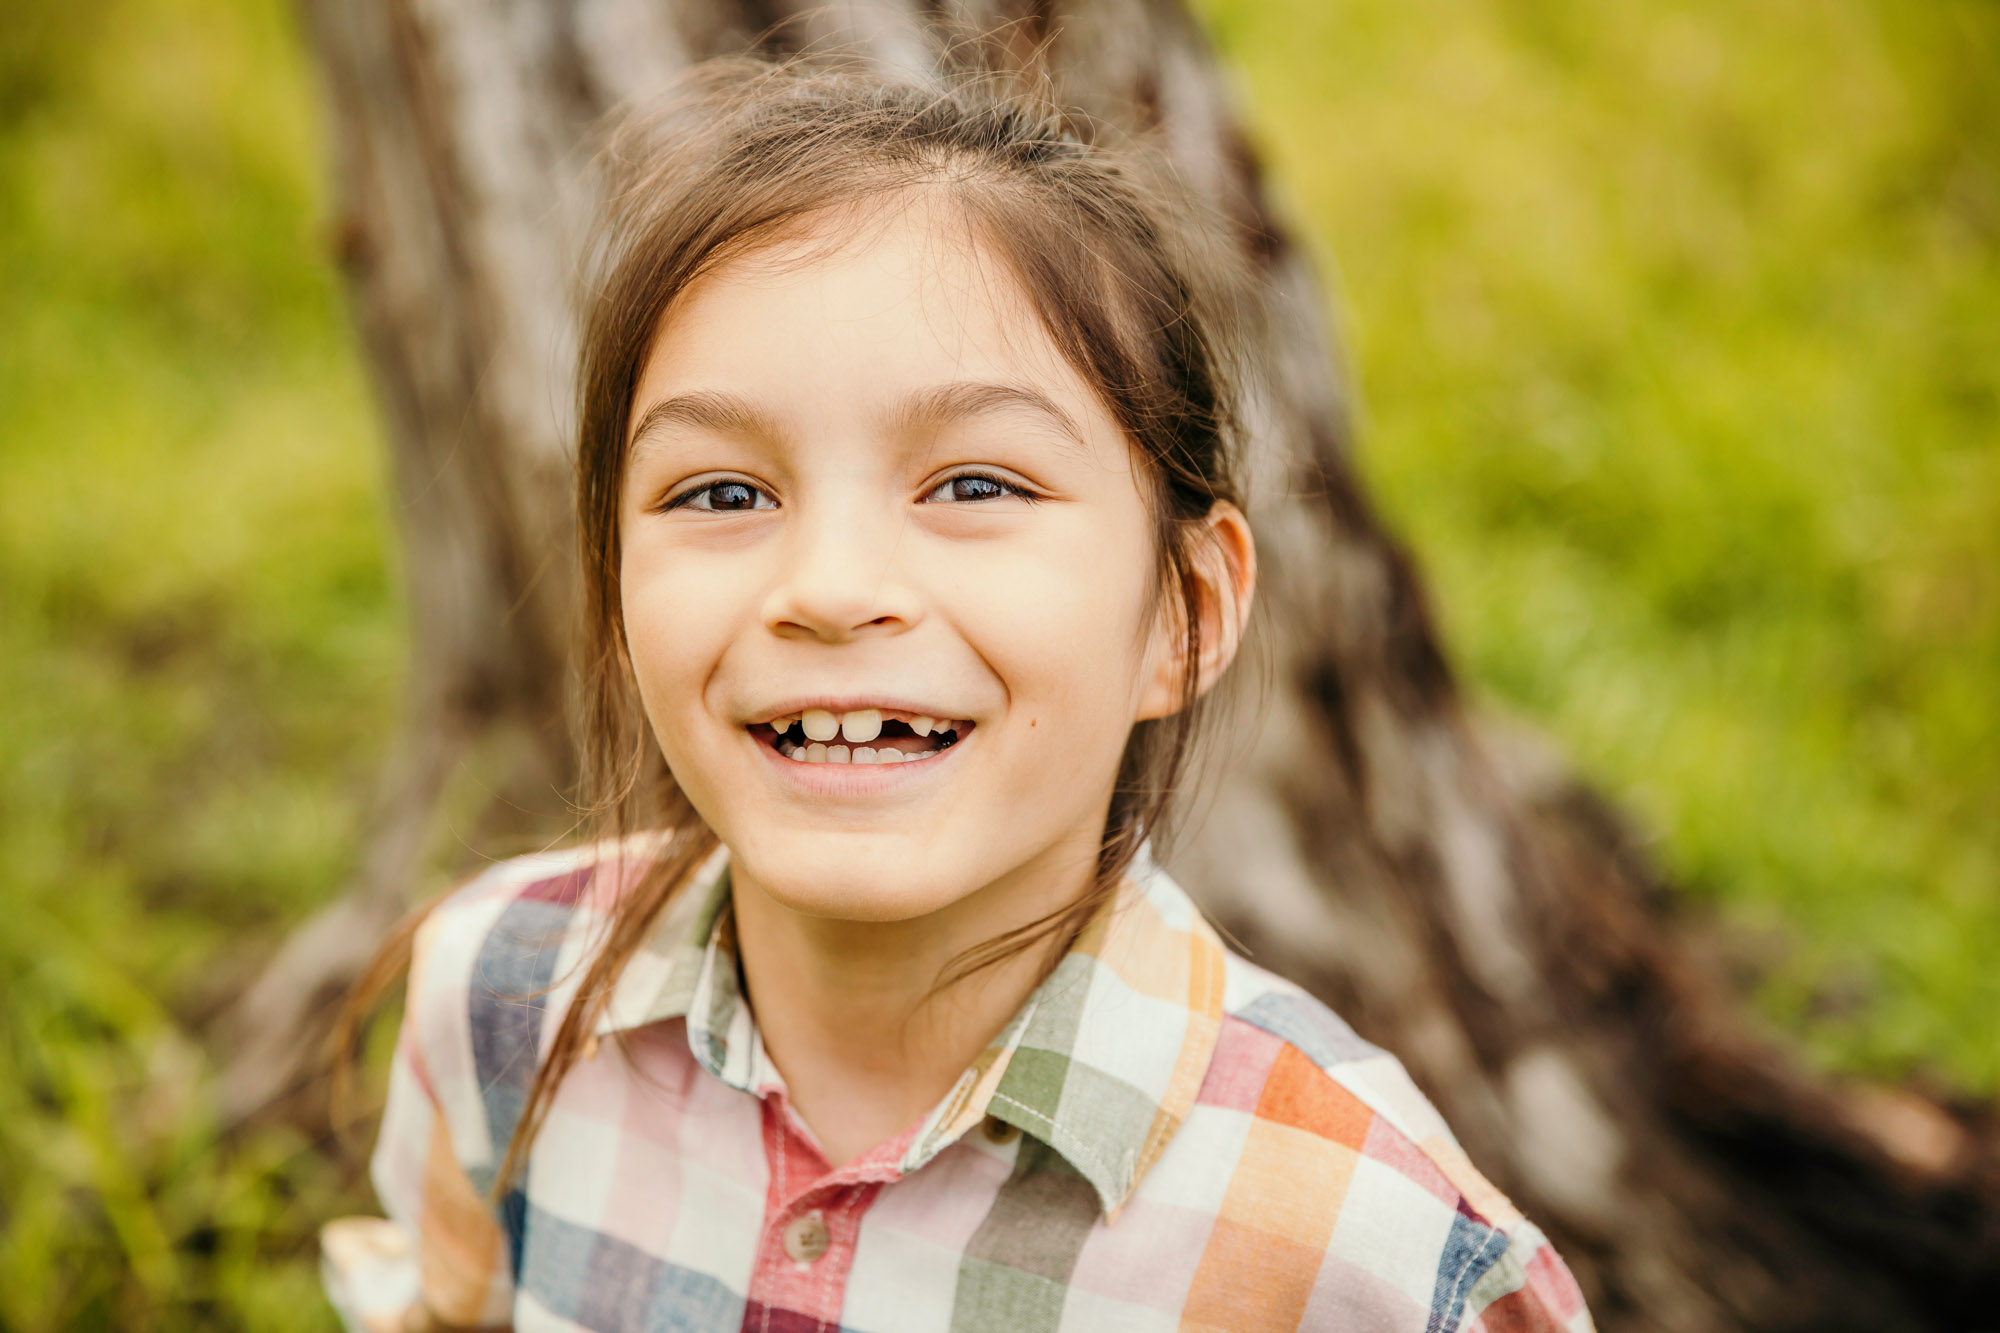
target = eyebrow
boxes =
[627,390,779,453]
[890,380,1084,444]
[625,380,1084,452]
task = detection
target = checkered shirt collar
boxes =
[592,845,1229,1220]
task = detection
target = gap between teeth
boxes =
[792,708,954,744]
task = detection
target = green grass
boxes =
[0,0,394,1325]
[2,0,1996,1323]
[1195,0,2000,1087]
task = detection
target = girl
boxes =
[323,59,1592,1333]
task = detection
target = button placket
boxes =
[750,1095,902,1321]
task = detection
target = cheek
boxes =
[950,515,1158,726]
[619,540,743,730]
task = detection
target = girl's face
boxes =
[619,198,1214,925]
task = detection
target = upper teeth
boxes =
[797,708,939,744]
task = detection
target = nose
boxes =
[760,505,922,643]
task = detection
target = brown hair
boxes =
[339,55,1252,1198]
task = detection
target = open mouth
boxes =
[755,708,972,766]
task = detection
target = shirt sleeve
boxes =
[322,901,517,1331]
[1455,1224,1594,1333]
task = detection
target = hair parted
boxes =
[338,54,1256,1198]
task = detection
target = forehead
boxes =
[632,193,1104,423]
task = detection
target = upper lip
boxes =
[745,697,973,726]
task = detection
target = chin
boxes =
[731,838,974,924]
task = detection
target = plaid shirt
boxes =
[322,839,1593,1333]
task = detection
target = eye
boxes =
[666,478,777,513]
[919,472,1032,504]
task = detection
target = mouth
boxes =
[752,707,973,766]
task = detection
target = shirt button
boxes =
[982,1115,1021,1145]
[783,1210,830,1264]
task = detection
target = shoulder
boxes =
[408,833,665,996]
[1214,953,1462,1173]
[416,837,633,940]
[406,839,618,1012]
[397,838,649,1150]
[1164,950,1592,1331]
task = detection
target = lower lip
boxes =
[752,731,966,793]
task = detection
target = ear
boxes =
[1134,501,1258,722]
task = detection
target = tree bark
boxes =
[228,0,2000,1327]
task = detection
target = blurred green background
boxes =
[1,0,1994,1324]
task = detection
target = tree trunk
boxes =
[227,0,2000,1327]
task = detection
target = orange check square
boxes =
[1179,1214,1329,1332]
[1255,1044,1374,1151]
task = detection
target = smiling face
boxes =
[616,196,1194,926]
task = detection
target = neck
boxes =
[730,836,1101,1168]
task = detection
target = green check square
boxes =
[996,1046,1071,1129]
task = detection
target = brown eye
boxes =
[921,473,1025,504]
[669,479,776,512]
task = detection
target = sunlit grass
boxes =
[0,0,394,1324]
[1197,0,2000,1087]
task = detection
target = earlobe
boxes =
[1132,502,1257,722]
